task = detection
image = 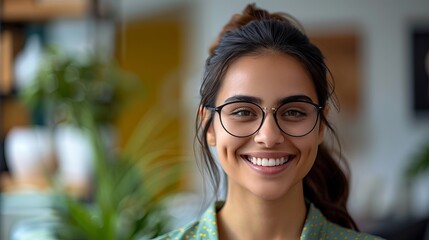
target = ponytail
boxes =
[304,144,359,230]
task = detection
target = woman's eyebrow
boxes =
[224,95,314,105]
[224,95,262,104]
[278,95,314,105]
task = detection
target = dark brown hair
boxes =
[195,3,358,231]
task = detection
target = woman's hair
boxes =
[195,3,359,230]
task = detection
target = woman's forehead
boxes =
[217,53,318,104]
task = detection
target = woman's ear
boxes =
[200,106,216,146]
[207,125,216,146]
[318,105,330,145]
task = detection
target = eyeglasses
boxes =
[206,100,323,138]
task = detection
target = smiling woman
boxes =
[154,3,383,240]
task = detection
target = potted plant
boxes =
[19,46,143,197]
[54,105,184,240]
[17,47,185,239]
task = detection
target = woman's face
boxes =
[206,52,326,201]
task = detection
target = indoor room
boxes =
[1,0,429,239]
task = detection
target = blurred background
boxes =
[1,0,429,239]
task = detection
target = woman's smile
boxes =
[246,155,290,167]
[242,153,297,175]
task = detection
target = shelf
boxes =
[2,0,89,22]
[0,89,18,100]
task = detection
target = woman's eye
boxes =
[283,110,306,117]
[232,109,255,116]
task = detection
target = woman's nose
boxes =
[253,113,284,148]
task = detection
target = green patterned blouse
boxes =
[153,202,384,240]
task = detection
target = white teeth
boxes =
[248,156,290,167]
[262,158,268,166]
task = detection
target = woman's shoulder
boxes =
[152,220,201,240]
[152,202,221,240]
[304,203,385,240]
[321,221,384,240]
[153,201,384,240]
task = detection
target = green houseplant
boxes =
[55,105,184,240]
[405,142,429,181]
[20,47,185,239]
[20,46,141,127]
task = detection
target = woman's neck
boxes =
[217,183,307,240]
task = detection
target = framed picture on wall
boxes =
[412,27,429,115]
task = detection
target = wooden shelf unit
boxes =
[0,0,91,176]
[1,0,91,95]
[2,0,89,22]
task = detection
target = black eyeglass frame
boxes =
[206,100,324,138]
